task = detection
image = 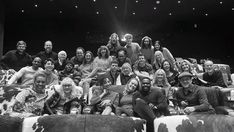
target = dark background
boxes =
[3,0,234,72]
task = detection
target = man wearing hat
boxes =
[175,72,215,115]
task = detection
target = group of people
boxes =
[0,33,233,132]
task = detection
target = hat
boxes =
[178,72,193,79]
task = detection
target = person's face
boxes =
[139,55,146,64]
[163,61,170,72]
[125,36,133,44]
[62,83,73,94]
[141,78,151,92]
[111,35,118,43]
[110,63,118,72]
[144,38,150,45]
[65,63,73,71]
[103,78,112,89]
[181,62,190,72]
[73,77,81,86]
[154,41,160,50]
[100,49,107,57]
[44,42,52,53]
[122,66,131,75]
[156,71,164,82]
[126,79,138,93]
[32,57,41,68]
[76,49,84,59]
[204,61,214,74]
[85,53,92,62]
[118,51,126,62]
[34,76,46,93]
[179,76,192,88]
[44,61,54,71]
[155,53,162,60]
[58,53,67,61]
[17,44,26,53]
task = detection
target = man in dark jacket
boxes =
[133,77,169,132]
[36,40,57,64]
[1,40,32,71]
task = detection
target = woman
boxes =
[152,51,165,72]
[140,36,154,65]
[106,33,122,57]
[11,71,48,117]
[79,51,95,79]
[152,69,174,103]
[43,58,59,87]
[180,59,206,86]
[90,77,119,115]
[153,40,176,70]
[44,77,83,115]
[7,57,43,86]
[116,62,137,85]
[54,50,68,72]
[162,60,179,87]
[116,77,140,116]
[93,46,112,72]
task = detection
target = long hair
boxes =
[83,51,94,65]
[141,36,153,49]
[152,69,171,88]
[180,59,193,73]
[59,77,78,98]
[97,45,110,59]
[107,33,121,47]
[162,59,176,73]
[125,77,141,93]
[153,51,165,69]
[153,40,163,52]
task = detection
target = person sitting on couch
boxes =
[44,77,83,115]
[90,76,119,115]
[175,72,215,115]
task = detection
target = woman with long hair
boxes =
[152,51,165,72]
[153,40,176,70]
[116,77,140,116]
[161,59,179,87]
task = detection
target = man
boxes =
[70,47,85,70]
[104,60,120,85]
[7,57,43,86]
[175,72,215,115]
[133,77,169,132]
[202,60,227,87]
[36,40,58,64]
[116,47,131,67]
[124,34,141,64]
[133,53,153,80]
[1,41,32,71]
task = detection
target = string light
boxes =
[220,1,223,4]
[178,1,181,4]
[96,11,99,15]
[59,11,62,14]
[132,12,136,15]
[21,9,24,13]
[205,13,208,16]
[153,7,157,10]
[114,6,117,9]
[169,12,172,15]
[75,5,78,8]
[156,1,160,4]
[34,4,38,8]
[232,8,234,11]
[192,8,195,11]
[136,0,138,3]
